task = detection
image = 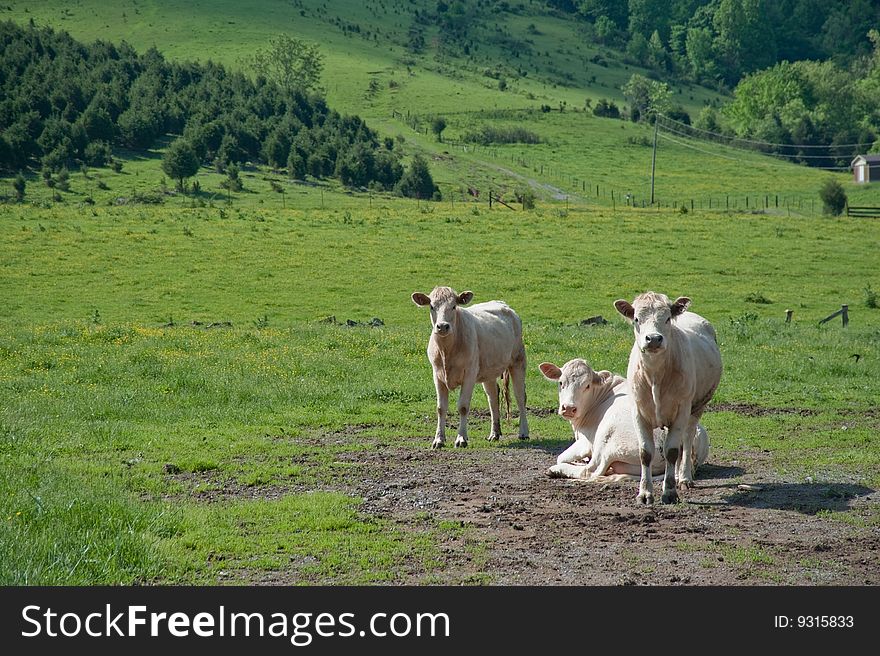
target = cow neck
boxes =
[571,377,623,432]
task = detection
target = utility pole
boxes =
[650,117,658,205]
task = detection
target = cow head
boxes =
[411,286,474,338]
[614,292,690,354]
[539,359,614,421]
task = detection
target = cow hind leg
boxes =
[676,416,700,489]
[662,412,691,503]
[483,380,502,441]
[508,359,529,439]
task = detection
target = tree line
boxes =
[549,0,880,88]
[0,21,438,198]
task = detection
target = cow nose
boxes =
[645,333,663,346]
[435,322,450,334]
[560,404,577,417]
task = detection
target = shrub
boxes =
[517,188,537,209]
[461,126,543,145]
[593,99,620,119]
[13,172,26,201]
[819,178,847,216]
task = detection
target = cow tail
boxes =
[501,370,512,420]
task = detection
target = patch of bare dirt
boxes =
[711,402,819,417]
[324,442,878,585]
[162,432,879,586]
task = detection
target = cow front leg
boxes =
[634,412,655,505]
[455,376,477,448]
[557,437,592,465]
[662,409,691,503]
[483,380,502,441]
[432,378,449,449]
[509,360,529,439]
[548,462,590,479]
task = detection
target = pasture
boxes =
[1,202,878,585]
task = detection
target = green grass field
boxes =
[2,203,879,583]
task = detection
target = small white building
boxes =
[851,154,880,184]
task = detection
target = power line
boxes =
[656,132,852,170]
[655,113,874,150]
[657,122,856,161]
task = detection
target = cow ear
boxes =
[457,291,474,305]
[412,292,431,307]
[614,299,635,320]
[595,370,614,386]
[539,362,562,381]
[671,297,691,316]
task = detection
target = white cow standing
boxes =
[539,359,709,482]
[614,292,722,504]
[412,286,529,448]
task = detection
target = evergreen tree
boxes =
[395,154,438,199]
[161,139,200,192]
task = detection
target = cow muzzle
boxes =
[641,333,664,353]
[560,404,577,419]
[434,322,451,336]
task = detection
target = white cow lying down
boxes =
[539,359,709,482]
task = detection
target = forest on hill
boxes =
[0,21,438,196]
[546,0,879,86]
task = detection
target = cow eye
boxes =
[633,317,639,324]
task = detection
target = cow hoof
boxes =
[661,489,680,504]
[454,436,468,448]
[487,433,501,442]
[677,478,694,490]
[518,434,530,441]
[547,466,563,478]
[636,492,654,505]
[431,438,445,449]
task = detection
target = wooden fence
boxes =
[846,206,880,218]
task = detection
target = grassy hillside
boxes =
[6,0,879,207]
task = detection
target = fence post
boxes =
[818,304,850,327]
